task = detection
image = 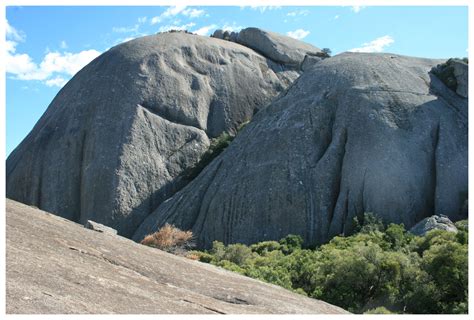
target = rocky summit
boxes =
[6,28,468,249]
[6,30,302,238]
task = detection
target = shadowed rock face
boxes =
[6,32,301,238]
[133,53,468,247]
[6,199,348,314]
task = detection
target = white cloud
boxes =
[287,10,309,17]
[45,76,67,87]
[349,35,394,53]
[138,16,147,24]
[158,22,196,33]
[193,24,218,36]
[113,24,139,33]
[286,29,310,40]
[60,40,68,49]
[334,15,340,20]
[6,19,25,42]
[151,5,187,25]
[182,8,205,18]
[221,22,243,33]
[6,20,101,87]
[351,6,365,13]
[248,6,281,13]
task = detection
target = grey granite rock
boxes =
[6,199,348,314]
[6,32,299,238]
[85,220,118,235]
[409,215,458,236]
[452,60,468,98]
[237,27,323,67]
[211,29,224,39]
[134,53,468,248]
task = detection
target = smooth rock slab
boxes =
[6,199,348,314]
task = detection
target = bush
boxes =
[279,234,304,254]
[140,223,194,254]
[364,306,394,314]
[191,217,467,314]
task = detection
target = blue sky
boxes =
[5,5,468,156]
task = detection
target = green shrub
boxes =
[279,234,304,254]
[250,241,281,255]
[192,216,467,314]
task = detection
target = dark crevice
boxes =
[431,123,440,216]
[327,130,348,227]
[213,295,251,305]
[181,299,226,314]
[138,103,203,132]
[74,132,87,223]
[341,190,350,235]
[193,160,224,239]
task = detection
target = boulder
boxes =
[211,29,224,39]
[133,53,468,247]
[409,215,458,236]
[237,27,323,67]
[6,32,300,238]
[85,220,118,235]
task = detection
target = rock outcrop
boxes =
[6,31,302,238]
[134,53,468,247]
[212,27,324,68]
[6,199,348,314]
[409,214,458,236]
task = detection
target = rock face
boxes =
[6,31,301,238]
[213,27,324,68]
[134,53,468,247]
[409,215,458,236]
[6,199,348,314]
[237,28,323,67]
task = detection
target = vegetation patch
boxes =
[190,213,468,314]
[141,223,194,255]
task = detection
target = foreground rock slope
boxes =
[134,53,468,247]
[6,31,302,238]
[6,199,347,314]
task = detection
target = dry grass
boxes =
[140,223,194,254]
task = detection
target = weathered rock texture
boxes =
[212,27,324,68]
[6,31,301,238]
[6,199,348,314]
[409,215,458,236]
[134,53,468,247]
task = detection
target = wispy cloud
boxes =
[182,8,205,18]
[60,40,68,49]
[349,35,394,53]
[151,6,206,25]
[287,10,309,17]
[286,29,310,40]
[138,16,147,24]
[6,19,25,42]
[351,6,365,13]
[6,19,101,88]
[158,22,196,33]
[112,24,139,33]
[193,24,218,36]
[334,15,340,20]
[246,6,281,13]
[45,76,67,87]
[221,22,243,33]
